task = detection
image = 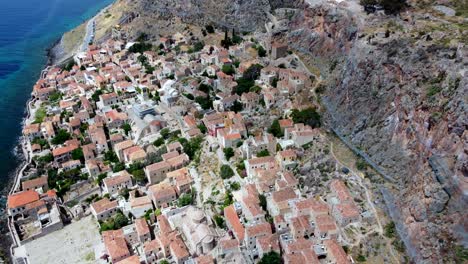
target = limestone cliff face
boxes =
[278,3,467,262]
[134,0,270,32]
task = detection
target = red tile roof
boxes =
[8,190,40,209]
[224,205,245,242]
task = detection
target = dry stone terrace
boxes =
[10,20,395,264]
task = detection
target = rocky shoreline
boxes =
[1,2,110,260]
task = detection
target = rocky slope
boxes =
[97,0,467,262]
[275,2,467,263]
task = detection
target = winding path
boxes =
[329,140,400,263]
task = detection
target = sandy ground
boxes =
[17,216,102,264]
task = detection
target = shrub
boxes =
[427,85,441,97]
[160,128,171,139]
[230,100,243,113]
[205,25,215,34]
[153,137,165,147]
[229,182,241,191]
[178,192,193,207]
[356,254,367,262]
[256,149,270,157]
[356,159,368,171]
[220,165,234,179]
[128,42,152,53]
[223,147,234,160]
[213,215,225,228]
[104,150,119,163]
[384,221,396,238]
[193,41,205,52]
[256,45,267,57]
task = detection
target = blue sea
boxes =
[0,0,114,195]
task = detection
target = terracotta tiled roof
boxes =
[135,218,150,237]
[219,238,239,250]
[103,171,132,187]
[245,222,272,238]
[91,198,118,214]
[115,255,139,264]
[8,190,40,209]
[224,205,245,242]
[324,239,350,264]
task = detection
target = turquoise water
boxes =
[0,0,114,192]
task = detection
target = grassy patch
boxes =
[34,107,47,123]
[427,85,442,97]
[84,251,94,261]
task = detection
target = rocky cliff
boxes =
[105,0,467,262]
[275,2,467,263]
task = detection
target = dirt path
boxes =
[329,140,400,263]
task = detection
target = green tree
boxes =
[112,162,125,173]
[290,107,321,128]
[128,42,153,53]
[51,129,71,145]
[222,64,235,75]
[160,128,171,139]
[230,100,243,113]
[114,212,129,228]
[119,188,130,200]
[63,61,76,71]
[197,123,207,134]
[356,159,368,171]
[131,169,146,184]
[178,192,193,207]
[234,78,255,95]
[214,215,225,228]
[268,119,283,138]
[243,64,263,81]
[223,147,234,160]
[198,83,212,94]
[259,194,267,211]
[258,251,281,264]
[95,173,108,185]
[122,123,131,135]
[178,136,203,160]
[220,165,234,179]
[195,96,213,110]
[91,89,103,102]
[153,137,165,147]
[104,150,119,163]
[229,182,241,191]
[71,148,84,162]
[34,107,47,123]
[193,41,205,52]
